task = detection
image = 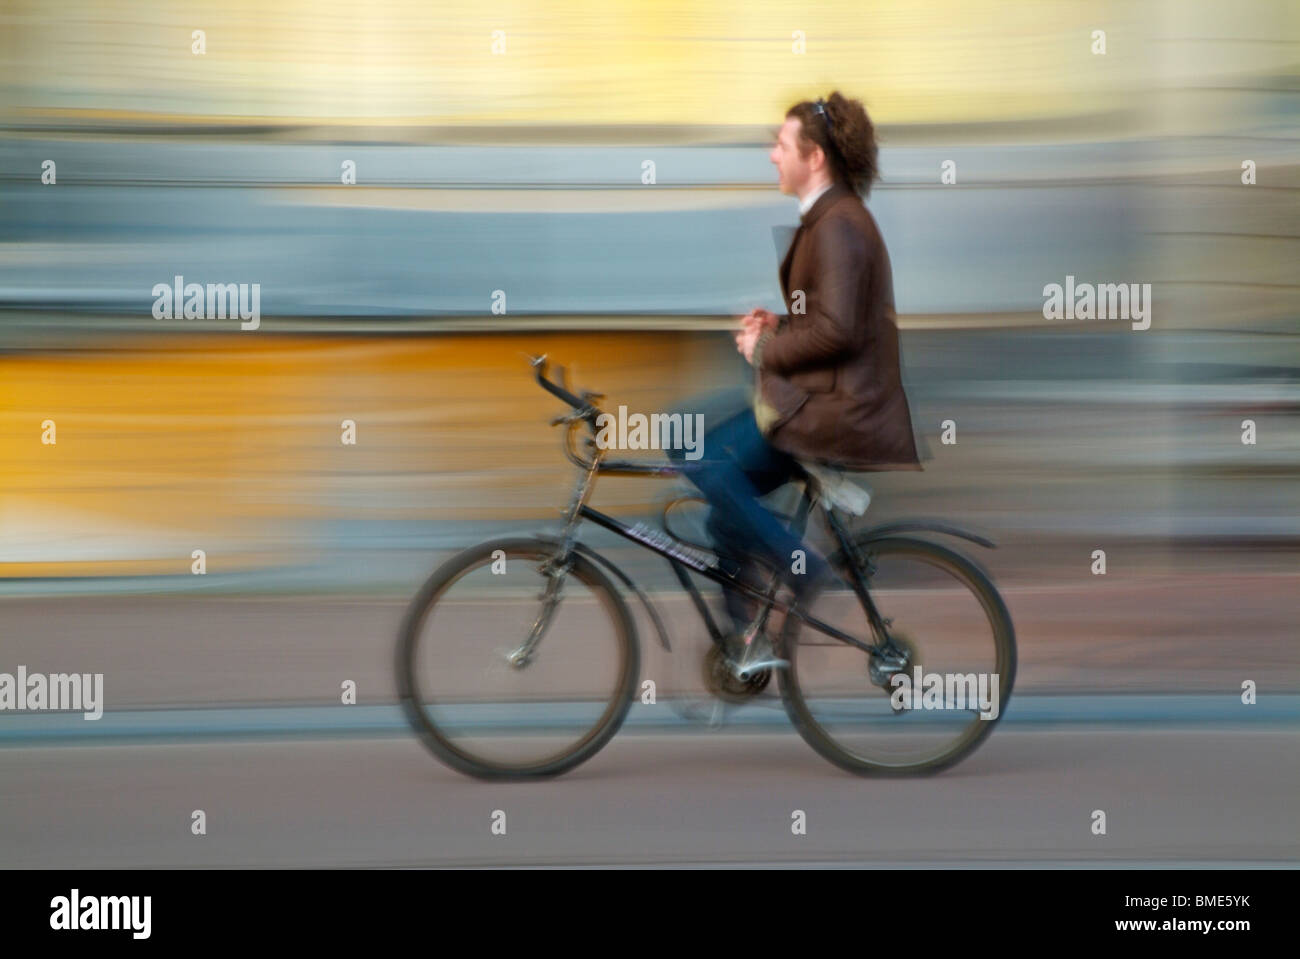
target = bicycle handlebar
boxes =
[528,353,681,476]
[530,354,591,412]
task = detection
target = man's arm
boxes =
[756,215,866,375]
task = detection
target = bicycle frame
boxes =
[546,417,881,657]
[529,353,997,660]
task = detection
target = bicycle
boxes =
[396,355,1016,780]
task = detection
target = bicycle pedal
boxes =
[730,643,789,679]
[733,657,788,680]
[732,631,788,677]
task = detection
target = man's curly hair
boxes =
[787,91,880,197]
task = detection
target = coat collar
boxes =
[799,181,852,228]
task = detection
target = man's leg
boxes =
[703,496,770,632]
[671,407,824,633]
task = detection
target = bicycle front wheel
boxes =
[779,535,1016,775]
[396,538,639,780]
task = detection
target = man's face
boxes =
[769,116,820,196]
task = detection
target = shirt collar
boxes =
[798,181,834,217]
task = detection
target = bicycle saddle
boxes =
[799,462,873,516]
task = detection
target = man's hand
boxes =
[737,308,780,363]
[743,308,780,333]
[735,323,762,363]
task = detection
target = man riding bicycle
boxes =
[668,91,922,674]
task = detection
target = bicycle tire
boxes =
[778,535,1016,776]
[396,537,640,780]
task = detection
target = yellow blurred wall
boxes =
[0,331,725,575]
[1,0,1150,126]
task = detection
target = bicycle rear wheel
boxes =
[396,538,639,779]
[779,535,1016,775]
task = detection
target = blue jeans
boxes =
[667,406,828,632]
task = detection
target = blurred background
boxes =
[0,0,1297,866]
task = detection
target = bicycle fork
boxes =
[506,556,570,668]
[505,435,604,670]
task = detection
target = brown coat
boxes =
[755,182,922,472]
